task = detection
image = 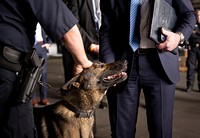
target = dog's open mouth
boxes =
[103,71,127,84]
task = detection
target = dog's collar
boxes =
[63,101,94,118]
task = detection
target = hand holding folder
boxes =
[149,0,177,55]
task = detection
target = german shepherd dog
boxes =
[33,60,128,138]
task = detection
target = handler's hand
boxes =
[156,27,180,52]
[73,60,93,75]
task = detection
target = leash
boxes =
[38,81,95,118]
[38,81,62,95]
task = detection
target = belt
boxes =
[135,48,157,55]
[36,41,44,45]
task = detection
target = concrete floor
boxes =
[39,57,200,138]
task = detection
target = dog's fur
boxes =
[33,60,127,138]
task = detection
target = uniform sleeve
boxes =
[25,0,78,41]
[173,0,196,40]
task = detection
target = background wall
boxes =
[191,0,200,9]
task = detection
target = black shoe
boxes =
[186,86,192,92]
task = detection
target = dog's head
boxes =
[60,60,127,110]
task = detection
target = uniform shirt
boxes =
[35,23,44,43]
[0,0,78,52]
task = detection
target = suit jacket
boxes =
[67,0,99,60]
[99,0,196,83]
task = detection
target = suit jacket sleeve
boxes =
[99,0,115,63]
[158,0,196,83]
[173,0,196,40]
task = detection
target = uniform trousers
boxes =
[115,50,175,138]
[0,68,37,138]
[186,46,200,89]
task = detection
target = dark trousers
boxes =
[106,88,117,138]
[115,51,175,138]
[62,46,74,83]
[32,43,48,100]
[186,47,200,88]
[0,68,37,138]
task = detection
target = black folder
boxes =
[149,0,177,43]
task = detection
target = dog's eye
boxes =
[96,79,101,84]
[98,63,105,68]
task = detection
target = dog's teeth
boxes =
[104,72,127,81]
[121,72,127,76]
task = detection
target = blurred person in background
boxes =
[32,23,52,107]
[186,9,200,92]
[62,0,100,82]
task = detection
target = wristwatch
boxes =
[176,32,185,45]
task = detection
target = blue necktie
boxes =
[129,0,140,51]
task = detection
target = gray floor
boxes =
[42,57,200,138]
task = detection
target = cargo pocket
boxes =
[25,127,38,138]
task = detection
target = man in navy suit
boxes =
[99,0,196,137]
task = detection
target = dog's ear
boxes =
[71,82,80,88]
[61,74,81,91]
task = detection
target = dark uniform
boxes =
[0,0,78,137]
[186,23,200,92]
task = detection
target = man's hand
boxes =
[89,44,99,55]
[73,60,93,75]
[63,25,93,75]
[42,43,52,50]
[156,28,180,52]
